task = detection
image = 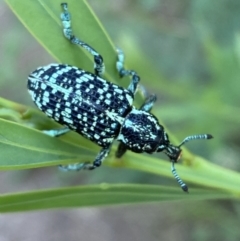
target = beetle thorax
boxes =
[117,108,166,153]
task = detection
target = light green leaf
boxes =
[0,184,232,213]
[5,0,118,81]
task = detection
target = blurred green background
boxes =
[1,0,240,240]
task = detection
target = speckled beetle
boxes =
[28,3,213,192]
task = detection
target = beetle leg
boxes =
[115,142,128,158]
[116,48,140,96]
[59,145,112,171]
[44,127,112,171]
[60,3,104,76]
[139,94,157,112]
[42,127,70,137]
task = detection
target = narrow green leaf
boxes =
[0,184,232,213]
[5,0,118,81]
[1,98,240,197]
[0,118,97,169]
[122,154,240,194]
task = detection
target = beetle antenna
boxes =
[171,161,188,192]
[178,134,213,148]
[171,134,213,192]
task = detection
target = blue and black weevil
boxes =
[28,3,213,192]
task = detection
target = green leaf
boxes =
[5,0,118,81]
[1,97,240,197]
[0,184,232,213]
[0,118,96,169]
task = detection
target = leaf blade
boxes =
[0,184,232,213]
[5,0,118,80]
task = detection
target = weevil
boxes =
[28,3,213,192]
